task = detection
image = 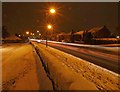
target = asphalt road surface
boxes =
[38,42,119,74]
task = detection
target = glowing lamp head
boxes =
[47,24,52,29]
[26,31,29,35]
[50,8,55,14]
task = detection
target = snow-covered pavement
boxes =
[1,43,48,90]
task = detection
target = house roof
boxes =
[74,31,84,35]
[2,35,22,40]
[57,26,108,36]
[58,32,67,35]
[88,26,107,33]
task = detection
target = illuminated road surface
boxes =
[2,43,53,90]
[36,41,119,74]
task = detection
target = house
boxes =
[56,26,111,43]
[89,26,111,38]
[2,35,22,43]
[74,30,84,41]
[57,31,75,42]
[57,33,65,42]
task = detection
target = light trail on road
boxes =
[35,41,119,74]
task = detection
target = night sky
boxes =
[2,2,119,35]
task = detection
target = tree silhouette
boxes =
[2,26,10,38]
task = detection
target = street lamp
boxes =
[37,30,39,33]
[46,24,52,47]
[47,24,52,29]
[50,8,56,14]
[45,7,56,47]
[26,31,29,35]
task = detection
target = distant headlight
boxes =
[116,36,120,38]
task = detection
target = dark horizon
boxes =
[2,2,119,35]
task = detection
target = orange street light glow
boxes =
[50,8,56,14]
[26,31,29,35]
[47,24,52,29]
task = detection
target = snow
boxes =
[33,48,53,90]
[33,42,98,90]
[2,43,40,90]
[33,42,120,90]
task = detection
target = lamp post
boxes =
[45,8,56,47]
[46,24,52,47]
[26,31,29,38]
[26,31,30,41]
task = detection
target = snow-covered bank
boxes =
[33,43,98,90]
[33,48,53,90]
[33,42,120,90]
[2,44,40,90]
